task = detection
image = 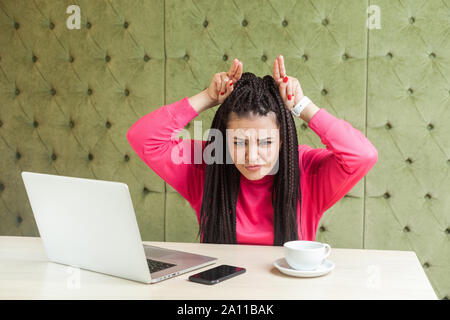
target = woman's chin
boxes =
[241,166,269,180]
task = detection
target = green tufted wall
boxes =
[0,0,448,299]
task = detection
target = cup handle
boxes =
[322,243,331,260]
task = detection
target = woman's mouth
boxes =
[245,165,263,171]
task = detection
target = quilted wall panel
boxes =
[0,0,448,299]
[365,0,450,300]
[0,0,166,240]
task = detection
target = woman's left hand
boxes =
[272,54,304,111]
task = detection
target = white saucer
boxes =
[273,257,335,277]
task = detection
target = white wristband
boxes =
[291,96,311,118]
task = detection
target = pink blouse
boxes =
[127,96,378,245]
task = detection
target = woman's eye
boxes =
[234,141,245,146]
[260,141,272,145]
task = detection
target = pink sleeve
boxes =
[126,96,206,208]
[302,108,378,217]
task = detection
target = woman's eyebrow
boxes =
[233,137,273,140]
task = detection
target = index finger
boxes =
[235,61,243,80]
[273,58,281,80]
[278,55,286,78]
[227,58,239,78]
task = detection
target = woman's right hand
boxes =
[206,58,243,105]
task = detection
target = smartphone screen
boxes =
[188,265,246,285]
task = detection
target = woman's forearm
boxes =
[299,102,321,124]
[188,89,217,114]
[126,96,204,205]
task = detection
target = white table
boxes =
[0,236,437,299]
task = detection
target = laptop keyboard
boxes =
[147,258,176,273]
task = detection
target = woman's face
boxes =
[226,111,281,180]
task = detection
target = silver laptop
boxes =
[21,171,217,284]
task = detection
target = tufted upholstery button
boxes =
[50,88,56,96]
[385,122,392,129]
[69,120,75,128]
[124,154,130,162]
[124,89,130,96]
[0,119,3,127]
[429,52,436,59]
[33,120,39,128]
[203,20,208,28]
[322,18,329,26]
[383,191,390,199]
[143,54,150,62]
[105,121,111,129]
[242,19,248,27]
[183,54,189,61]
[49,22,55,30]
[443,296,449,300]
[302,54,308,62]
[403,225,411,232]
[282,20,288,27]
[423,262,430,268]
[123,21,129,29]
[14,22,20,29]
[88,153,94,161]
[386,52,393,59]
[409,17,415,24]
[15,88,20,96]
[261,55,267,62]
[0,182,4,192]
[87,88,93,96]
[445,227,450,234]
[405,157,413,164]
[17,216,23,224]
[407,88,413,94]
[185,122,190,129]
[51,153,57,161]
[16,151,21,160]
[86,22,91,29]
[424,193,432,199]
[69,56,75,63]
[321,88,328,96]
[222,54,228,61]
[32,55,38,63]
[301,123,308,130]
[105,55,111,62]
[342,53,349,60]
[143,186,150,194]
[319,226,326,232]
[427,123,434,130]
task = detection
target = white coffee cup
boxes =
[283,240,331,271]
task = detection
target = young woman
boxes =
[127,55,378,246]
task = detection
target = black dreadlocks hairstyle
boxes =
[198,72,302,246]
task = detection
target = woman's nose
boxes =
[246,143,259,163]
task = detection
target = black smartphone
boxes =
[188,264,246,285]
